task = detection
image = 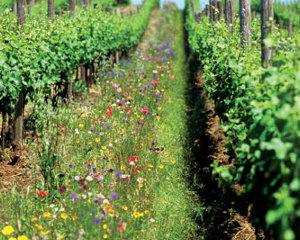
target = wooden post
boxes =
[261,0,273,67]
[83,0,89,7]
[225,0,235,28]
[69,0,76,16]
[115,8,121,64]
[28,0,35,15]
[48,0,55,19]
[239,0,251,47]
[205,5,209,17]
[13,0,26,146]
[17,0,26,25]
[13,91,25,146]
[288,19,292,37]
[209,0,213,22]
[12,2,17,15]
[1,111,7,150]
[217,1,224,20]
[279,19,283,29]
[212,0,218,22]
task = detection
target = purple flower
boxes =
[101,210,107,216]
[59,186,67,193]
[68,163,75,168]
[92,217,102,224]
[70,192,78,201]
[104,124,110,129]
[85,164,92,169]
[98,118,104,123]
[115,171,122,179]
[110,192,119,200]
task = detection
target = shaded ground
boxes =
[183,32,261,239]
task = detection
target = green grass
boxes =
[137,7,198,240]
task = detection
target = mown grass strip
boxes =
[137,7,198,240]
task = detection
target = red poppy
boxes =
[133,166,141,173]
[106,107,112,117]
[126,108,132,114]
[140,106,149,114]
[37,190,49,198]
[151,79,160,85]
[128,156,139,165]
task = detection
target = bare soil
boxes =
[185,65,263,239]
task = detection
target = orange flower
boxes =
[36,190,49,198]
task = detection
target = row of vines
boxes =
[0,0,120,13]
[0,0,157,149]
[186,0,300,239]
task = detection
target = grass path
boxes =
[137,8,198,240]
[0,6,197,240]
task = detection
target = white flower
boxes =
[103,199,110,204]
[86,175,93,182]
[75,128,80,134]
[97,193,105,199]
[137,177,145,184]
[74,176,80,181]
[121,174,131,179]
[60,207,65,212]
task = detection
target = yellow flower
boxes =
[103,224,108,230]
[170,159,176,164]
[31,216,38,222]
[79,123,84,128]
[122,205,128,211]
[40,230,50,236]
[8,238,17,240]
[43,211,52,218]
[159,164,164,169]
[81,113,88,118]
[17,236,29,240]
[156,116,160,121]
[61,213,68,220]
[72,213,78,221]
[132,211,144,218]
[35,224,43,230]
[120,164,126,171]
[103,234,109,239]
[1,226,14,236]
[95,137,101,143]
[138,183,143,188]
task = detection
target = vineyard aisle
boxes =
[0,6,198,240]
